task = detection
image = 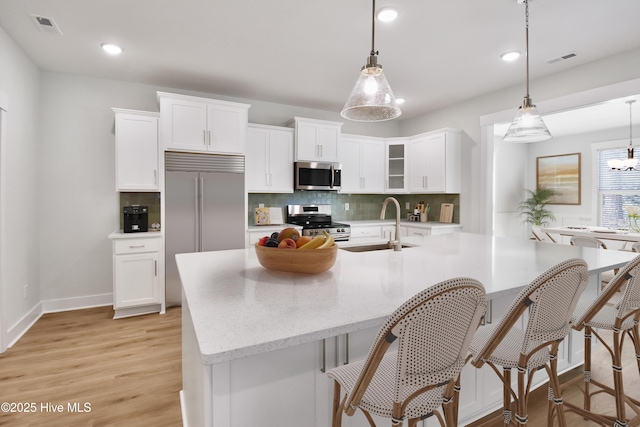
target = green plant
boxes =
[518,187,556,226]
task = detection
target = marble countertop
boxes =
[176,232,636,365]
[346,219,462,228]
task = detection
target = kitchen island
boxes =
[177,232,637,427]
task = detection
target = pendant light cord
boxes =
[525,0,530,100]
[371,0,377,56]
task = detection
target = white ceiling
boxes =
[1,0,640,128]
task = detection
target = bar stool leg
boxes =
[502,368,512,426]
[547,343,567,427]
[613,329,628,425]
[584,327,592,413]
[633,321,640,376]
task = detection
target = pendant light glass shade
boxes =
[340,0,401,122]
[341,57,401,122]
[503,97,552,143]
[503,0,551,143]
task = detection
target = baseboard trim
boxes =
[42,293,113,313]
[180,390,189,427]
[7,302,43,348]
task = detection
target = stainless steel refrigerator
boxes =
[164,152,245,307]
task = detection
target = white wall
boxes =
[399,47,640,234]
[0,25,41,342]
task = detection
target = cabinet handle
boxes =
[203,130,207,145]
[129,244,145,248]
[319,145,323,158]
[320,339,326,373]
[154,169,157,186]
[154,260,157,276]
[425,176,428,188]
[207,130,212,146]
[315,144,320,158]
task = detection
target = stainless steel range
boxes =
[287,204,351,241]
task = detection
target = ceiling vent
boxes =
[30,14,62,35]
[547,52,577,64]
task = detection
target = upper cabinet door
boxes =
[291,117,342,163]
[407,129,461,194]
[158,92,249,155]
[162,97,208,152]
[361,139,385,193]
[246,124,293,193]
[114,109,159,191]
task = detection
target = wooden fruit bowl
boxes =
[254,243,338,274]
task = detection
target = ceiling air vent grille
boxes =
[547,52,577,64]
[29,14,63,35]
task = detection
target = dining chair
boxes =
[531,225,557,243]
[466,258,589,427]
[632,242,640,253]
[554,255,640,427]
[326,278,486,427]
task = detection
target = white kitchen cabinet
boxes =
[289,117,342,163]
[158,92,249,154]
[246,124,294,193]
[408,129,461,193]
[399,223,463,237]
[113,109,159,191]
[339,135,385,193]
[385,138,408,193]
[110,234,162,319]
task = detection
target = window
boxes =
[598,146,640,228]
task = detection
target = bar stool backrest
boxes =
[570,236,607,249]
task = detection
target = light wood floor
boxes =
[1,307,638,426]
[469,329,640,426]
[0,306,182,427]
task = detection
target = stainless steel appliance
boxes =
[287,204,350,241]
[294,162,341,191]
[123,205,148,233]
[165,152,245,307]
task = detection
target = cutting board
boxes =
[439,203,454,223]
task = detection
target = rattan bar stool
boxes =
[326,278,486,427]
[553,255,640,427]
[466,258,589,427]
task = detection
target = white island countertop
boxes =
[176,232,636,366]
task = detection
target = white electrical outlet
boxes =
[345,203,350,211]
[23,284,28,300]
[258,203,264,208]
[405,202,410,210]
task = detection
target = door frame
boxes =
[0,91,8,353]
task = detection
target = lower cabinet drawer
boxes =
[114,237,160,254]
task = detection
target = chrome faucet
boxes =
[380,197,402,251]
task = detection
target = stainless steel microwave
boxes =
[294,162,341,191]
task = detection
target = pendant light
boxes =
[503,0,552,143]
[340,0,401,122]
[608,100,638,171]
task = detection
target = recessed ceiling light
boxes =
[395,98,405,105]
[101,43,123,55]
[501,51,521,62]
[376,7,398,22]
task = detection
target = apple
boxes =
[277,227,300,243]
[278,238,297,249]
[257,236,269,246]
[295,235,312,248]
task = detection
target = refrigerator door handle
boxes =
[199,176,204,252]
[194,177,200,252]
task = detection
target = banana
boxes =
[318,231,335,249]
[298,235,326,250]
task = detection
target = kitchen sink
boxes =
[340,243,416,252]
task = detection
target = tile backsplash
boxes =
[248,192,460,225]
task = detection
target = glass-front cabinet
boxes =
[386,138,407,193]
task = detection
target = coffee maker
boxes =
[123,205,148,233]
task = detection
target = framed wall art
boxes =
[536,153,581,205]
